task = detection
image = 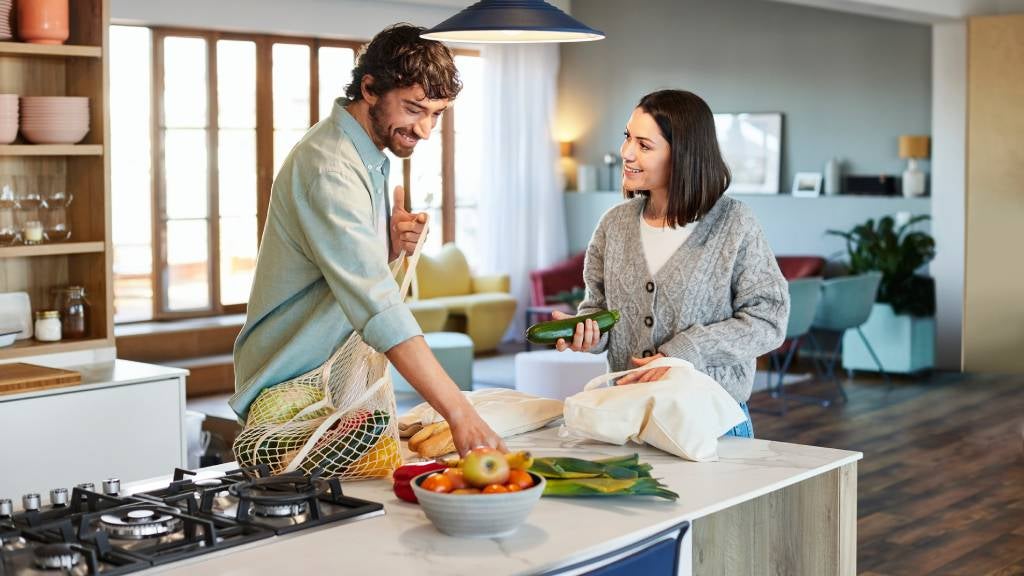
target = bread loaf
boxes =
[415,426,455,458]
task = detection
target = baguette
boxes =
[398,421,423,439]
[416,427,456,459]
[408,421,446,452]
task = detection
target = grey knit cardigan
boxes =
[578,195,790,403]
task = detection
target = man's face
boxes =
[365,82,450,158]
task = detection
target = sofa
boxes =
[409,243,517,353]
[528,252,586,307]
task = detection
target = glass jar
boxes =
[22,220,43,245]
[42,190,72,242]
[54,286,89,339]
[0,185,18,246]
[16,188,42,245]
[34,310,62,342]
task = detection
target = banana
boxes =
[505,451,534,471]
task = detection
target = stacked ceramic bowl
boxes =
[19,96,90,144]
[0,0,12,40]
[0,95,17,144]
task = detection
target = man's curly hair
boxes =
[345,24,462,102]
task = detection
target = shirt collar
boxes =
[333,97,388,175]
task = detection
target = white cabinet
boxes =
[0,361,187,501]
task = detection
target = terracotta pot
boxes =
[16,0,68,45]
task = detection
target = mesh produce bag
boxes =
[233,226,426,480]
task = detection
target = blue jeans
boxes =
[723,402,755,438]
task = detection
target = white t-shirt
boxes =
[640,214,698,275]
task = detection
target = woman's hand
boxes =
[551,310,601,352]
[617,353,671,385]
[448,410,507,456]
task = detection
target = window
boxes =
[111,25,481,322]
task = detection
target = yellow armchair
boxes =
[413,243,517,352]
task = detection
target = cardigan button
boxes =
[645,281,654,293]
[642,350,653,358]
[644,316,653,327]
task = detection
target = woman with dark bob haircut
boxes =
[552,90,789,437]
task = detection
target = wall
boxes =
[565,192,930,257]
[558,0,932,190]
[963,14,1024,372]
[930,23,967,370]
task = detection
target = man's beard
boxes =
[369,100,414,158]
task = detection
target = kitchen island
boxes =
[138,427,860,576]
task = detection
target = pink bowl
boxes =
[0,121,17,144]
[20,125,88,144]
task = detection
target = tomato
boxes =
[504,483,522,492]
[482,484,508,494]
[507,469,534,489]
[421,472,454,493]
[442,467,468,490]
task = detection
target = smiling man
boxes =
[231,24,504,456]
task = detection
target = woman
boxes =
[553,90,789,438]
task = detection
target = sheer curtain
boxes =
[478,43,568,341]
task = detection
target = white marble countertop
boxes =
[0,359,187,402]
[141,427,860,576]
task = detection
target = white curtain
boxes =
[478,43,568,341]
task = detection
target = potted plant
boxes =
[826,215,936,373]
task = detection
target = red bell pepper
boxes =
[393,461,447,504]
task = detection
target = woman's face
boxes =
[620,107,671,193]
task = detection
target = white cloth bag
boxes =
[562,357,748,461]
[399,389,564,438]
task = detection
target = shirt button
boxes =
[646,281,655,293]
[644,316,653,327]
[643,350,653,358]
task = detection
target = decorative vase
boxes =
[16,0,69,45]
[902,158,925,197]
[824,158,841,196]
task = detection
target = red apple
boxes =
[461,447,510,488]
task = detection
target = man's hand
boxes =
[390,185,427,259]
[551,310,601,352]
[617,353,671,385]
[448,409,507,456]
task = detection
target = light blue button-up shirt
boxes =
[230,98,422,419]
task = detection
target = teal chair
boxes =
[808,272,887,405]
[753,277,823,415]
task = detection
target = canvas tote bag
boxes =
[562,357,748,461]
[232,224,429,479]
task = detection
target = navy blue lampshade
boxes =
[421,0,604,44]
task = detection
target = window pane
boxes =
[219,216,257,305]
[218,40,256,129]
[273,129,307,178]
[273,43,310,129]
[164,129,208,219]
[111,25,153,322]
[454,55,482,207]
[409,123,443,212]
[166,219,210,310]
[219,129,257,218]
[455,206,480,271]
[318,46,354,120]
[163,36,207,128]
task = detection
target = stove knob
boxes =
[0,498,12,517]
[76,482,95,492]
[22,493,41,512]
[102,478,120,496]
[49,488,69,507]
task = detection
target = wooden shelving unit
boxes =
[0,0,114,359]
[0,42,101,58]
[0,144,104,156]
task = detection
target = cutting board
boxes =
[0,363,82,396]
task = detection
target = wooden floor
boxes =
[748,369,1024,576]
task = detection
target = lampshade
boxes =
[421,0,605,44]
[899,135,930,159]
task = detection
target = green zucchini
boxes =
[525,310,620,345]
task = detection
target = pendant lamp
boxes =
[421,0,604,44]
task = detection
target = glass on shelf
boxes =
[16,184,43,245]
[0,185,19,246]
[53,286,90,340]
[42,190,73,242]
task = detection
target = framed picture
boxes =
[792,172,823,197]
[714,112,783,195]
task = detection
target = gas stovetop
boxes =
[0,466,383,575]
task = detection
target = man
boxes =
[231,24,504,455]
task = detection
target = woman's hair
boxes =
[346,23,462,102]
[625,90,731,226]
